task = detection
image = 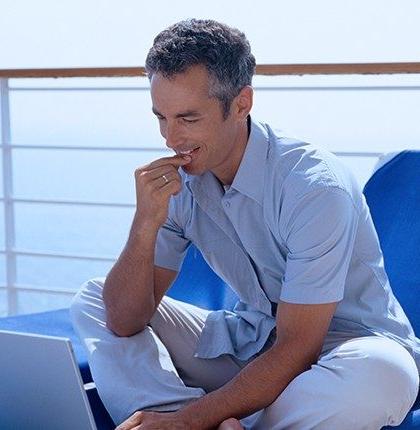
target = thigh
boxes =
[246,336,419,430]
[150,296,247,393]
[71,279,208,423]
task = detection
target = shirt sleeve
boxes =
[154,198,191,272]
[279,187,359,304]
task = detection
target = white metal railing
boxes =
[0,78,18,315]
[4,68,419,315]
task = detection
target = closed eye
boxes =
[182,118,199,124]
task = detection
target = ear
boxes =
[233,85,253,121]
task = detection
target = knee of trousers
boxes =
[265,338,419,429]
[326,339,420,427]
[69,277,106,329]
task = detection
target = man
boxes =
[71,19,420,429]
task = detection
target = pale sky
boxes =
[1,0,420,68]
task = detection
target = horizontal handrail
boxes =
[7,143,168,152]
[1,144,384,157]
[256,63,420,75]
[1,63,420,78]
[9,197,135,208]
[334,151,383,157]
[0,248,116,262]
[0,284,79,295]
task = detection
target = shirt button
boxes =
[225,201,231,208]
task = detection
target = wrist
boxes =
[173,398,219,430]
[172,409,202,430]
[131,213,161,236]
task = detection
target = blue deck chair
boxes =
[364,150,420,429]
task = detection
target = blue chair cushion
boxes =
[363,151,420,335]
[166,245,238,311]
[364,150,420,429]
[383,395,420,429]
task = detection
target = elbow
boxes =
[105,318,147,337]
[102,280,152,337]
[103,295,148,337]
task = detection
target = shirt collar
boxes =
[184,116,269,205]
[230,117,268,205]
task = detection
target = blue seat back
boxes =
[363,151,420,336]
[167,245,238,311]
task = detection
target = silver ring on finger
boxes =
[162,174,169,184]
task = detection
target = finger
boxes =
[137,169,180,191]
[115,411,143,430]
[146,154,191,170]
[119,425,141,430]
[155,172,176,188]
[159,178,182,195]
[141,165,180,182]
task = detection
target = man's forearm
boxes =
[103,214,158,336]
[176,341,315,429]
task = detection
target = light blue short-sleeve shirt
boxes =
[155,117,420,368]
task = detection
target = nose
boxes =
[163,121,184,150]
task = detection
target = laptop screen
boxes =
[0,330,97,430]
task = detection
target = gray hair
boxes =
[145,19,256,119]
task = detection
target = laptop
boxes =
[0,330,110,430]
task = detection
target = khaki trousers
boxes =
[70,277,419,429]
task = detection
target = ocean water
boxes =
[2,75,420,316]
[0,149,159,316]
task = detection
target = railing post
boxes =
[0,78,17,316]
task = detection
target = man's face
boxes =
[150,65,242,179]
